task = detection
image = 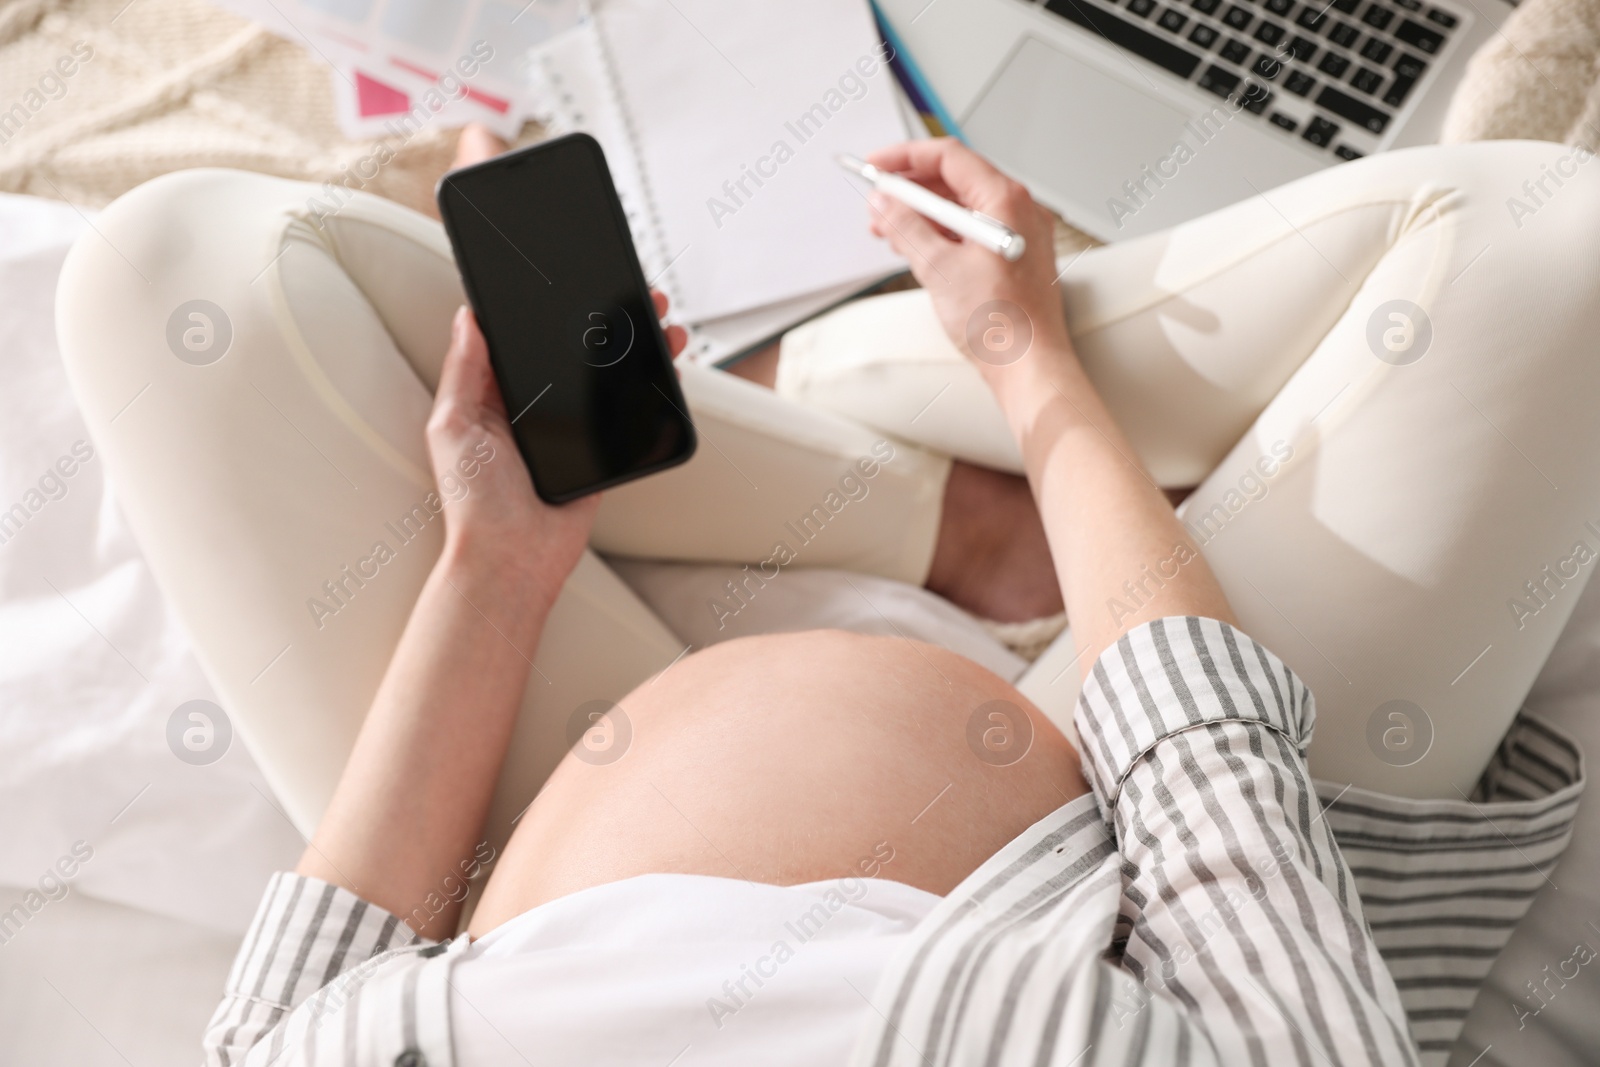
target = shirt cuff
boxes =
[223,872,424,1012]
[1073,616,1314,812]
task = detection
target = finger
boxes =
[866,140,959,202]
[870,138,1014,213]
[908,139,1009,206]
[869,192,956,275]
[865,139,932,174]
[438,306,507,421]
[665,323,688,357]
[435,306,477,403]
[452,123,510,170]
[651,289,669,318]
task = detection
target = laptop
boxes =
[875,0,1509,239]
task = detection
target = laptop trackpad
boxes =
[963,35,1309,239]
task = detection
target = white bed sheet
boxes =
[1,190,1595,1065]
[0,193,305,931]
[0,881,239,1067]
[0,193,304,1062]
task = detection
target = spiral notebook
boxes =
[530,0,915,363]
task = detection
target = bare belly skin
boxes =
[469,630,1087,936]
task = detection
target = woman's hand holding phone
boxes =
[302,284,685,933]
[436,134,697,503]
[426,291,686,601]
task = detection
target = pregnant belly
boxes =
[469,630,1087,936]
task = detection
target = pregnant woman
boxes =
[57,135,1593,1067]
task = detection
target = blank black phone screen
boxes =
[436,133,695,503]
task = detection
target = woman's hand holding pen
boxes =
[863,137,1072,404]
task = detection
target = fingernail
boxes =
[452,305,468,344]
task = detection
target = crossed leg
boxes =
[776,139,1600,798]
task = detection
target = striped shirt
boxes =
[202,618,1583,1067]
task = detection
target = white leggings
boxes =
[56,141,1600,845]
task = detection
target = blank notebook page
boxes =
[595,0,909,321]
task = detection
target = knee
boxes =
[57,173,193,391]
[1497,140,1600,233]
[55,168,301,415]
[1384,140,1600,234]
[1388,142,1600,321]
[61,170,236,302]
[1489,143,1600,322]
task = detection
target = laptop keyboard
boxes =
[1036,0,1463,159]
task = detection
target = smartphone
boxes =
[436,133,696,503]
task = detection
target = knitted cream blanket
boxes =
[0,0,463,214]
[1443,0,1600,149]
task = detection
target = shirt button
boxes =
[394,1051,426,1067]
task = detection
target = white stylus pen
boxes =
[838,153,1026,262]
